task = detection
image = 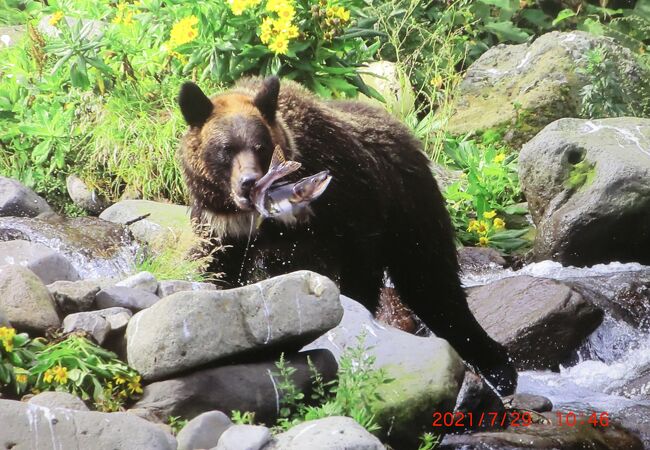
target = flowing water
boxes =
[462,260,650,443]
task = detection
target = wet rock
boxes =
[126,271,342,381]
[0,216,136,279]
[177,410,232,450]
[617,404,650,449]
[63,311,111,344]
[0,176,52,217]
[96,286,160,312]
[459,247,507,275]
[48,279,100,314]
[100,200,192,244]
[455,371,505,430]
[0,239,79,284]
[214,425,271,450]
[519,117,650,266]
[157,279,217,297]
[264,417,385,450]
[304,296,465,448]
[0,265,60,334]
[28,391,89,411]
[503,393,553,413]
[130,350,336,424]
[447,31,650,146]
[116,271,158,294]
[0,398,176,450]
[440,411,644,450]
[66,174,110,215]
[467,275,603,369]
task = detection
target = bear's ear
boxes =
[253,76,280,124]
[178,81,213,127]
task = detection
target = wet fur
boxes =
[178,77,517,395]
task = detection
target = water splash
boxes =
[236,213,256,285]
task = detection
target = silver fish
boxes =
[251,146,332,225]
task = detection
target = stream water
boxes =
[463,260,650,444]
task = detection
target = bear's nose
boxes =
[239,175,257,197]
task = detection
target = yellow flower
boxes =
[430,74,443,89]
[169,50,188,64]
[260,17,274,44]
[114,374,127,385]
[168,15,199,49]
[0,327,15,353]
[467,219,479,233]
[276,3,295,21]
[479,236,489,247]
[493,218,505,230]
[43,369,55,384]
[16,373,28,384]
[268,34,289,54]
[477,221,488,235]
[229,0,262,15]
[483,210,497,219]
[493,153,506,164]
[53,365,68,384]
[335,6,350,22]
[266,0,287,13]
[49,11,64,27]
[127,375,143,394]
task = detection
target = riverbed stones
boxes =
[0,239,79,284]
[116,271,158,293]
[214,425,271,450]
[304,296,465,448]
[0,399,176,450]
[176,410,233,450]
[126,271,342,380]
[100,199,192,244]
[264,416,385,450]
[96,286,160,312]
[503,393,553,413]
[62,307,132,345]
[0,265,60,334]
[519,117,650,266]
[467,275,603,369]
[130,350,337,424]
[48,279,100,314]
[447,31,650,145]
[0,176,53,217]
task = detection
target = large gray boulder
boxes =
[447,31,650,145]
[100,200,192,244]
[263,417,385,450]
[0,176,52,217]
[0,399,176,450]
[215,425,271,450]
[126,271,342,380]
[467,275,603,369]
[304,296,465,448]
[0,239,79,284]
[519,117,650,266]
[0,265,60,334]
[27,391,89,411]
[130,350,337,424]
[96,286,160,312]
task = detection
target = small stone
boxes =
[503,393,553,413]
[157,280,217,298]
[28,392,89,411]
[63,312,111,345]
[177,411,232,450]
[0,240,79,284]
[66,174,109,215]
[48,279,100,314]
[214,425,271,450]
[116,271,158,294]
[96,286,160,312]
[101,307,132,331]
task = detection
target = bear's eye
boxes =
[253,143,263,152]
[221,144,234,154]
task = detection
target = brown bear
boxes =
[178,76,517,395]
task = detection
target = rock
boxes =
[0,239,79,284]
[99,200,192,244]
[157,279,217,297]
[101,306,133,331]
[63,311,111,345]
[519,117,650,266]
[0,176,52,218]
[96,286,160,312]
[130,350,337,425]
[264,417,385,450]
[617,405,650,449]
[454,371,505,430]
[0,25,25,48]
[66,174,110,215]
[304,296,465,448]
[458,247,507,274]
[359,60,415,118]
[467,275,603,369]
[0,265,60,334]
[28,391,89,411]
[0,216,136,279]
[177,410,232,450]
[126,271,342,381]
[0,398,176,450]
[116,271,158,294]
[215,425,271,450]
[48,279,100,314]
[440,411,643,450]
[37,15,104,39]
[503,393,553,413]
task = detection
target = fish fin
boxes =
[269,145,286,170]
[292,171,332,202]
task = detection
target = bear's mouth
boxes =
[232,192,254,211]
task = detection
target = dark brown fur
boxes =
[178,76,517,396]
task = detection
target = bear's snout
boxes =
[231,150,262,210]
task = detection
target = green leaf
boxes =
[483,21,531,43]
[31,140,52,165]
[552,9,577,26]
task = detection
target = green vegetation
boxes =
[0,327,143,412]
[167,415,189,435]
[567,159,596,190]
